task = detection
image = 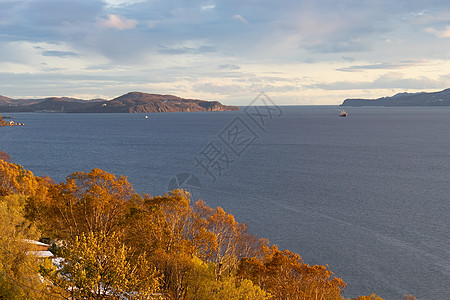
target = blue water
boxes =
[2,106,450,299]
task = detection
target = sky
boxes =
[2,0,450,105]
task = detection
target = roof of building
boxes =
[27,250,54,258]
[23,239,51,247]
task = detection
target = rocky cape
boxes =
[0,92,239,113]
[341,88,450,106]
[0,114,7,126]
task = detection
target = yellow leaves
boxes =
[184,256,271,300]
[46,231,162,299]
[192,199,258,275]
[0,193,47,299]
[0,163,376,300]
[0,161,53,239]
[0,160,40,197]
[123,190,269,298]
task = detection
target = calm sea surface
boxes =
[2,106,450,299]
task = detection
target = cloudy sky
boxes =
[2,0,450,105]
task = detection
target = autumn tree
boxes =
[192,199,267,279]
[0,151,11,162]
[0,194,48,299]
[0,160,54,239]
[238,245,346,300]
[41,168,136,239]
[0,160,388,300]
[42,231,162,299]
[0,160,40,197]
[124,190,196,299]
[184,256,270,300]
[124,190,267,299]
[127,189,345,299]
[142,190,195,254]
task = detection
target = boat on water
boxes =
[145,115,149,119]
[339,110,347,117]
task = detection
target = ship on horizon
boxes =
[339,110,347,117]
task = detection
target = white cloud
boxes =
[233,14,248,24]
[103,0,146,7]
[337,61,428,72]
[218,64,240,70]
[4,0,450,104]
[412,10,450,25]
[98,14,138,30]
[42,51,79,58]
[426,25,450,38]
[201,5,215,11]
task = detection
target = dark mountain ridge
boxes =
[0,95,42,106]
[341,88,450,106]
[0,92,239,113]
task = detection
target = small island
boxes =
[0,92,239,113]
[341,88,450,106]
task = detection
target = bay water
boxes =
[2,106,450,299]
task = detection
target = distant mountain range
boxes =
[341,88,450,106]
[0,92,239,113]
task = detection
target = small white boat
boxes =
[339,110,347,117]
[145,115,149,119]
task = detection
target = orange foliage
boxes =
[0,159,42,196]
[0,161,364,300]
[192,199,267,278]
[0,151,10,162]
[238,245,346,300]
[40,168,135,239]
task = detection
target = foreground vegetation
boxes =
[0,152,415,299]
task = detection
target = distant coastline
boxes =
[341,88,450,107]
[0,92,239,113]
[0,114,23,126]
